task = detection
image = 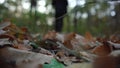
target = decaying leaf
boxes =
[63,32,90,50]
[92,45,112,56]
[110,34,120,43]
[85,32,94,42]
[0,47,53,68]
[0,22,11,30]
[13,44,31,50]
[1,22,120,68]
[43,31,57,40]
[0,34,15,41]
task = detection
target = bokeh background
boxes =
[0,0,120,36]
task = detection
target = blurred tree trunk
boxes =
[73,11,78,32]
[73,0,79,33]
[114,3,120,32]
[87,11,92,32]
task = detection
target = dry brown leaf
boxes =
[3,23,24,36]
[13,44,30,50]
[21,27,29,33]
[110,34,120,43]
[85,32,94,42]
[92,45,112,56]
[63,32,76,49]
[0,34,15,41]
[43,31,57,40]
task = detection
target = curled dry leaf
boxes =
[63,32,76,49]
[74,34,92,50]
[43,31,57,40]
[3,23,24,36]
[110,34,120,43]
[92,45,112,56]
[63,32,94,50]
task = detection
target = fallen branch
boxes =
[45,39,94,62]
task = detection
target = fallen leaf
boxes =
[0,47,53,68]
[0,22,11,30]
[92,45,112,56]
[43,31,57,40]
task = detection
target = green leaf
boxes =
[43,59,65,68]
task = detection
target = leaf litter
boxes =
[0,22,120,68]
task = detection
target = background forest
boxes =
[0,0,120,36]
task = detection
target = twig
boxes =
[45,40,92,62]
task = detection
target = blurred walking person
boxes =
[52,0,68,32]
